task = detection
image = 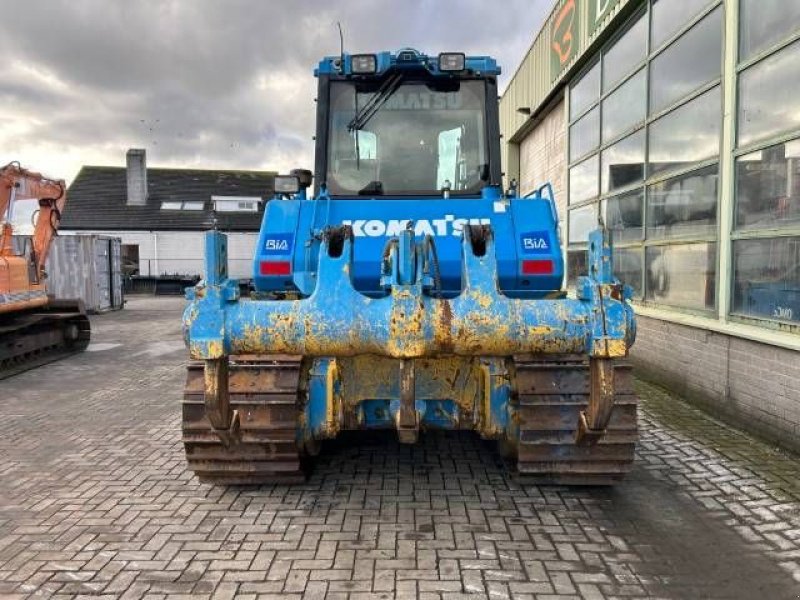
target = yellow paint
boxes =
[472,290,493,310]
[190,339,224,360]
[336,355,482,419]
[324,359,342,437]
[592,337,627,358]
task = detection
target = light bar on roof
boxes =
[439,52,466,72]
[351,54,377,74]
[274,175,300,194]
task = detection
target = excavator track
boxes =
[0,303,91,380]
[182,355,305,485]
[513,355,638,485]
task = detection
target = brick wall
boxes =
[519,98,567,219]
[630,314,800,453]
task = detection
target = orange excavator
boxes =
[0,162,90,378]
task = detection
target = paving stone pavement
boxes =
[0,297,799,600]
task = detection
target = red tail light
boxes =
[521,259,554,275]
[260,260,292,276]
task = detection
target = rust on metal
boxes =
[203,357,241,447]
[576,358,616,446]
[515,356,637,485]
[397,359,418,443]
[183,356,305,484]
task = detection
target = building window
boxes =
[568,203,597,245]
[739,0,800,61]
[651,0,713,50]
[614,247,644,298]
[567,250,588,288]
[645,243,717,310]
[601,129,645,194]
[736,139,800,230]
[649,6,722,114]
[160,201,204,210]
[648,86,721,177]
[568,154,599,205]
[602,12,647,93]
[569,106,599,162]
[732,237,800,324]
[565,0,723,315]
[647,164,718,239]
[212,196,262,212]
[604,188,644,243]
[738,38,800,148]
[733,135,800,327]
[601,68,646,144]
[569,61,600,120]
[732,6,800,330]
[568,243,642,290]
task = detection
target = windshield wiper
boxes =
[347,72,404,132]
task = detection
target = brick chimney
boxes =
[126,148,148,206]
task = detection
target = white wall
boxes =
[60,230,258,279]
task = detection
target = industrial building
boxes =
[60,149,275,281]
[500,0,799,450]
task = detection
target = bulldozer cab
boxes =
[314,50,502,197]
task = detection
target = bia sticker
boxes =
[520,231,551,254]
[263,233,294,255]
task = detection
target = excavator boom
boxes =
[0,162,67,283]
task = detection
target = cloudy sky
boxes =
[0,0,551,183]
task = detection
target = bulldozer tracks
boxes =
[513,355,638,485]
[183,354,637,486]
[0,310,91,380]
[182,355,306,485]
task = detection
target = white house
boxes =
[61,149,275,281]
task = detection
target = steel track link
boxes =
[182,355,306,485]
[0,314,91,380]
[513,354,638,485]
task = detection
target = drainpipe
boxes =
[152,231,159,276]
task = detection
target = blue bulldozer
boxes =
[182,49,638,485]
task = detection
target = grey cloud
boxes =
[0,0,551,180]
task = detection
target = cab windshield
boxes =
[326,78,488,196]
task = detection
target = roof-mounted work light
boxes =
[274,175,300,194]
[351,54,377,74]
[438,52,466,72]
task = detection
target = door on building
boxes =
[121,244,139,276]
[110,240,124,309]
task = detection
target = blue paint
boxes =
[184,49,637,452]
[305,358,338,439]
[253,188,564,298]
[188,229,634,359]
[185,226,635,444]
